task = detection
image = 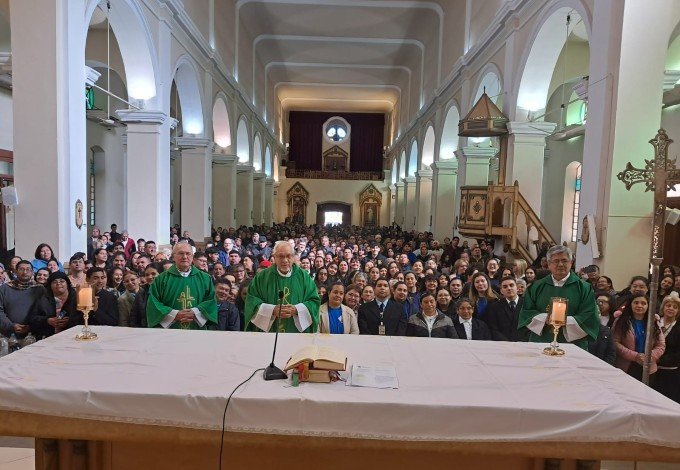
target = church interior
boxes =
[2,0,680,468]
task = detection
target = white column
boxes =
[253,172,266,225]
[264,178,274,226]
[11,0,87,260]
[388,184,397,224]
[236,165,254,227]
[212,155,237,229]
[117,110,170,245]
[431,160,458,241]
[395,182,405,227]
[506,122,556,216]
[415,170,433,232]
[274,182,284,223]
[178,138,213,241]
[455,146,494,186]
[576,0,680,285]
[404,177,417,231]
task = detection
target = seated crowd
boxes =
[0,222,679,402]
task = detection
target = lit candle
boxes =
[78,286,93,309]
[551,300,567,324]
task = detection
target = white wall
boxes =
[86,121,125,232]
[0,88,12,150]
[275,176,390,226]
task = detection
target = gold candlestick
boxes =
[75,283,98,341]
[543,297,568,356]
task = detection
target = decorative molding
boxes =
[212,154,238,164]
[431,160,458,171]
[85,66,101,87]
[507,121,556,136]
[115,109,168,125]
[175,137,214,149]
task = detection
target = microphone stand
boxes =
[264,290,288,381]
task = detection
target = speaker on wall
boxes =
[1,186,18,206]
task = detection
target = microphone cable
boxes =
[218,367,265,470]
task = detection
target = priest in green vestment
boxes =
[518,245,599,350]
[147,241,217,330]
[245,241,320,333]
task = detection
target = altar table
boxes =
[0,326,679,469]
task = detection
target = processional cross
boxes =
[616,128,680,384]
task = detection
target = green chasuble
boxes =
[147,265,217,330]
[244,264,320,333]
[518,272,599,350]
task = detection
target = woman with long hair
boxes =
[315,267,329,288]
[524,266,537,287]
[452,259,469,283]
[513,259,528,280]
[468,272,499,321]
[28,272,75,338]
[319,281,359,334]
[367,266,381,286]
[387,261,401,280]
[612,293,665,383]
[31,243,64,273]
[34,268,50,286]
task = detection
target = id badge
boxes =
[378,323,386,335]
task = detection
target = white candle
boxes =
[78,286,93,309]
[551,301,567,324]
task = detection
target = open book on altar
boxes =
[284,345,347,372]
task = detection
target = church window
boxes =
[571,164,582,242]
[324,211,343,226]
[325,119,349,142]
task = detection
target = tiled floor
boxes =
[0,439,33,470]
[0,439,678,469]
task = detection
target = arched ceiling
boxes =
[236,0,446,123]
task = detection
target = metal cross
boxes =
[616,128,680,385]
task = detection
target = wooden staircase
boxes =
[457,182,556,262]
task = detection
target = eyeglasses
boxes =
[549,259,571,266]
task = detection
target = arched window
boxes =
[571,164,582,242]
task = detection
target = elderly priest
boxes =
[245,241,320,332]
[518,245,599,349]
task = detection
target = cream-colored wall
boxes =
[440,0,466,77]
[215,1,236,74]
[547,40,590,105]
[183,0,210,42]
[85,29,127,89]
[0,88,12,150]
[275,177,390,226]
[468,0,504,51]
[86,121,125,231]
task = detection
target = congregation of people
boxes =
[1,222,680,403]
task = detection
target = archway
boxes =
[422,125,436,168]
[316,202,352,226]
[236,118,250,164]
[515,6,590,121]
[439,103,460,161]
[252,134,263,171]
[85,0,158,102]
[407,139,418,176]
[391,158,398,185]
[173,56,204,136]
[264,145,272,177]
[213,95,232,149]
[273,154,279,182]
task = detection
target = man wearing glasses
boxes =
[244,241,320,333]
[518,245,599,350]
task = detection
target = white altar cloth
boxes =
[0,326,679,448]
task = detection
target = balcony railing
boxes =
[285,169,383,181]
[458,182,556,262]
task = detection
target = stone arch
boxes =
[213,93,232,149]
[84,0,158,101]
[391,158,399,185]
[236,117,250,164]
[421,124,436,169]
[264,145,272,177]
[252,134,263,171]
[439,101,460,161]
[471,64,503,109]
[407,138,418,177]
[514,1,592,121]
[399,149,407,180]
[172,55,204,136]
[273,154,280,182]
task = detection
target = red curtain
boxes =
[288,111,385,171]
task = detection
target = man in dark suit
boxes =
[452,298,491,340]
[358,278,406,336]
[485,276,528,342]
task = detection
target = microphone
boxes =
[264,290,288,381]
